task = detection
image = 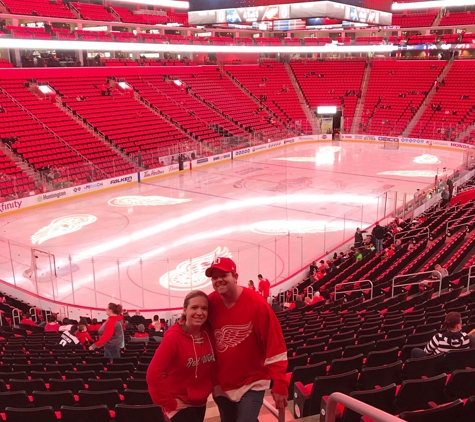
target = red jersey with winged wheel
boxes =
[208,288,288,402]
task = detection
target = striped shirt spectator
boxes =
[424,311,471,355]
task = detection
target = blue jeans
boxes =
[104,346,121,361]
[215,390,265,422]
[375,238,383,253]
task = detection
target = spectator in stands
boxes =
[311,291,324,304]
[21,311,37,326]
[308,260,318,277]
[411,312,470,358]
[131,310,145,325]
[59,317,73,332]
[432,264,449,279]
[354,248,363,261]
[76,324,93,346]
[354,227,366,248]
[372,222,385,253]
[147,290,214,422]
[394,239,402,252]
[248,280,256,291]
[258,273,271,302]
[89,302,125,362]
[441,186,450,207]
[130,324,149,344]
[44,315,60,331]
[205,257,288,419]
[58,325,80,348]
[149,315,165,332]
[0,106,5,113]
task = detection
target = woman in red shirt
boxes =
[147,290,215,422]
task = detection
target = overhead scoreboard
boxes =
[188,0,393,26]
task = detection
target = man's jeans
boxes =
[375,238,383,253]
[214,390,265,422]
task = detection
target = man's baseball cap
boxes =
[205,257,237,277]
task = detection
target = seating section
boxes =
[2,0,75,18]
[410,61,475,141]
[0,328,165,421]
[291,60,366,133]
[71,2,116,21]
[44,76,188,167]
[359,61,444,136]
[0,79,136,184]
[440,11,475,26]
[391,13,437,27]
[226,63,309,128]
[178,67,284,138]
[111,6,168,25]
[0,59,13,69]
[126,74,247,150]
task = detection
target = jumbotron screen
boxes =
[189,0,393,14]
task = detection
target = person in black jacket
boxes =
[372,222,385,253]
[354,228,366,248]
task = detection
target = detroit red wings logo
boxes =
[214,321,253,353]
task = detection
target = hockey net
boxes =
[23,249,57,281]
[383,138,400,150]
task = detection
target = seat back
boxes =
[343,384,397,422]
[287,361,327,399]
[123,389,154,405]
[399,399,464,422]
[395,373,447,412]
[308,370,358,415]
[444,348,475,372]
[32,390,76,411]
[444,368,475,399]
[49,378,85,394]
[78,389,121,408]
[114,404,165,422]
[5,406,58,422]
[88,378,124,393]
[358,360,403,390]
[365,347,399,367]
[286,354,308,373]
[401,354,445,379]
[0,391,30,412]
[329,354,364,375]
[61,405,111,422]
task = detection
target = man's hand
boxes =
[272,392,288,411]
[175,398,188,411]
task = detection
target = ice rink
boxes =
[0,141,465,311]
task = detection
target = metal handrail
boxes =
[12,308,21,327]
[393,226,430,243]
[466,265,475,293]
[392,270,443,298]
[262,399,285,422]
[325,392,400,422]
[306,286,314,299]
[446,211,475,234]
[334,280,373,300]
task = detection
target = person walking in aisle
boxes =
[257,274,271,302]
[89,302,124,361]
[206,258,288,422]
[372,222,385,253]
[147,291,215,422]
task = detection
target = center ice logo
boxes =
[159,246,232,291]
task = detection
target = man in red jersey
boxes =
[206,258,288,422]
[257,274,271,302]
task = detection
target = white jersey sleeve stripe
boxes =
[265,352,288,366]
